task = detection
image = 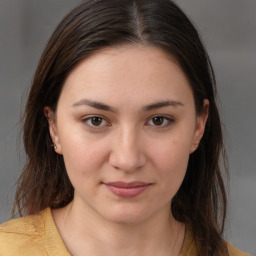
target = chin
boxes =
[101,205,150,226]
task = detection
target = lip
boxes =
[104,181,151,198]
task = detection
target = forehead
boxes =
[59,45,194,108]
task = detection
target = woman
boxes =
[0,0,250,255]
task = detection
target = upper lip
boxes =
[104,181,151,188]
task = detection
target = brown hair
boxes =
[13,0,228,255]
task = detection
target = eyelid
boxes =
[82,115,111,128]
[145,115,175,128]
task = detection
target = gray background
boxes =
[0,0,255,254]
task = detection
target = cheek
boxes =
[153,134,192,166]
[64,145,106,171]
[61,141,109,195]
[58,127,110,178]
[148,134,192,188]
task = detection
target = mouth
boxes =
[103,181,152,198]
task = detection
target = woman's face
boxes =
[46,45,208,225]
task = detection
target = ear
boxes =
[190,99,209,153]
[44,106,62,155]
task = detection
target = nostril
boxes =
[108,130,146,171]
[109,151,146,172]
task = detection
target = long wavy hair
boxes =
[13,0,228,255]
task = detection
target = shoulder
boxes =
[0,208,49,256]
[179,226,250,256]
[0,208,47,234]
[227,242,251,256]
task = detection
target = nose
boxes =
[109,127,146,172]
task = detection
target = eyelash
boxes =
[82,115,174,129]
[82,115,110,128]
[145,115,174,128]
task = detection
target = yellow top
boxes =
[0,208,250,256]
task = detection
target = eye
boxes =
[146,115,174,128]
[82,116,109,128]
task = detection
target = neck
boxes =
[53,200,185,256]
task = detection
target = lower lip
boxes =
[105,184,150,198]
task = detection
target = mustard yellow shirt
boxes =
[0,208,250,256]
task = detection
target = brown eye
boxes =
[83,116,109,128]
[152,116,164,126]
[146,115,174,128]
[91,116,103,126]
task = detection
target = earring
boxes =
[52,144,57,150]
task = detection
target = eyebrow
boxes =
[142,100,184,111]
[72,99,184,112]
[72,99,116,112]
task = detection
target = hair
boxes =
[13,0,228,255]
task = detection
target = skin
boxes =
[45,45,209,256]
